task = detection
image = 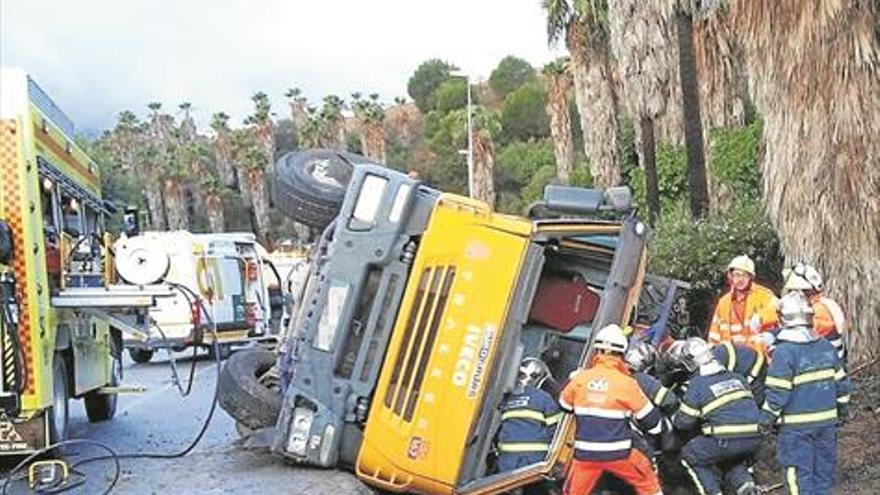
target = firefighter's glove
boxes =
[660,429,680,453]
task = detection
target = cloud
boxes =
[1,0,562,134]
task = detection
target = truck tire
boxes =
[84,358,120,422]
[48,353,70,444]
[272,149,375,229]
[218,349,282,430]
[128,348,154,364]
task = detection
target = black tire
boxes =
[84,358,120,422]
[128,348,154,364]
[272,149,376,229]
[218,349,282,430]
[48,353,70,443]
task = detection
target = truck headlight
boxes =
[352,174,388,224]
[286,407,315,456]
[319,424,336,466]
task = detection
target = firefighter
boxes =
[782,262,847,362]
[559,324,664,495]
[711,341,767,405]
[761,292,852,495]
[672,337,761,495]
[626,341,680,416]
[496,357,561,472]
[708,255,779,353]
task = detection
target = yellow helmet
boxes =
[727,255,755,276]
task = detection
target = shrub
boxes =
[709,119,764,197]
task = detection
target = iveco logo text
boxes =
[452,324,496,399]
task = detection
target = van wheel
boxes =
[128,348,154,364]
[273,149,371,229]
[48,354,70,444]
[218,349,282,430]
[84,358,120,422]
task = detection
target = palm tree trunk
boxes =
[205,194,226,233]
[472,134,496,207]
[246,168,271,243]
[546,76,574,184]
[136,162,167,230]
[364,124,387,163]
[677,11,710,218]
[571,40,622,189]
[163,178,189,230]
[640,116,660,226]
[730,0,880,361]
[214,133,239,188]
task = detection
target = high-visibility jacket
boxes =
[708,283,779,353]
[560,355,663,461]
[674,368,762,438]
[810,294,847,361]
[712,341,767,404]
[633,371,679,416]
[497,385,561,456]
[762,333,852,429]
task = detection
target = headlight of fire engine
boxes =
[287,407,315,456]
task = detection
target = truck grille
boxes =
[384,265,456,421]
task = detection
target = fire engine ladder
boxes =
[50,285,176,342]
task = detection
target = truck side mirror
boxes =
[0,220,13,266]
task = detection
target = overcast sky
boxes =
[1,0,562,135]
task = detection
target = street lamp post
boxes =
[454,73,474,198]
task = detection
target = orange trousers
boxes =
[563,449,661,495]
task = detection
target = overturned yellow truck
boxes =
[0,69,142,453]
[220,151,684,493]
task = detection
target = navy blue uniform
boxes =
[497,385,560,471]
[674,369,762,495]
[712,342,768,404]
[762,335,852,495]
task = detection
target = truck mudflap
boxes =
[0,411,49,455]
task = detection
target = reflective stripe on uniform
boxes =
[723,342,737,371]
[545,412,562,425]
[498,442,549,453]
[762,402,781,416]
[574,407,628,419]
[786,466,799,495]
[501,409,545,423]
[766,376,793,390]
[702,423,759,436]
[702,390,752,415]
[681,459,708,495]
[837,395,851,404]
[749,351,765,382]
[573,439,632,452]
[791,368,835,386]
[780,408,837,425]
[646,421,662,435]
[835,368,847,381]
[653,386,668,405]
[635,402,654,420]
[559,398,573,412]
[678,402,700,417]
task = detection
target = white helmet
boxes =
[593,324,629,354]
[625,341,657,372]
[675,337,717,372]
[782,262,823,292]
[727,255,756,276]
[518,357,551,389]
[778,291,814,328]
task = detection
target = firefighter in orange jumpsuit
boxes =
[559,324,664,495]
[707,255,779,353]
[782,262,847,363]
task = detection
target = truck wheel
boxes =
[218,349,282,430]
[272,149,373,229]
[48,354,70,444]
[84,358,120,422]
[128,348,154,364]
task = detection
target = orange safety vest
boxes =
[810,294,847,360]
[708,283,779,353]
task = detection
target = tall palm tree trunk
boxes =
[205,194,226,233]
[640,117,661,225]
[136,162,167,230]
[472,135,496,206]
[730,0,880,360]
[364,124,387,163]
[677,11,710,218]
[246,168,271,243]
[545,71,574,184]
[163,178,189,230]
[214,132,238,188]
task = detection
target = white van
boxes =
[114,231,282,363]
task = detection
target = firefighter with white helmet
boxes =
[496,357,560,474]
[671,337,762,495]
[559,324,663,495]
[707,255,779,353]
[761,291,852,495]
[782,262,848,362]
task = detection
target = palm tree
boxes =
[319,94,346,149]
[726,0,880,360]
[209,112,239,188]
[354,97,387,163]
[231,129,270,243]
[544,0,622,189]
[542,58,575,184]
[284,87,309,142]
[608,0,680,224]
[247,91,275,169]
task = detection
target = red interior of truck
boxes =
[528,272,600,332]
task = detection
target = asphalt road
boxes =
[4,349,370,494]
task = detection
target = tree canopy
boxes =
[406,59,458,113]
[489,55,537,98]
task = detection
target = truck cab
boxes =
[229,162,658,494]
